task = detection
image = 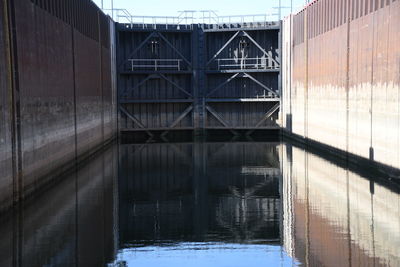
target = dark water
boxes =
[0,141,399,267]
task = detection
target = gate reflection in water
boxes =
[116,142,291,266]
[0,141,399,266]
[114,141,400,267]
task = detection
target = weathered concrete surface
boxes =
[0,0,13,212]
[282,0,400,170]
[0,0,117,212]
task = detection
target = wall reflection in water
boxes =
[0,144,118,267]
[0,141,399,267]
[116,141,293,266]
[116,141,400,267]
[282,144,400,267]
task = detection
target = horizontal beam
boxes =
[205,98,280,103]
[120,127,194,132]
[120,99,194,104]
[118,27,193,33]
[206,126,280,130]
[203,26,280,32]
[119,70,193,75]
[206,69,279,74]
[120,126,280,131]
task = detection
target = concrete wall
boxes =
[0,0,14,213]
[0,0,117,212]
[282,0,400,170]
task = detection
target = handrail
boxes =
[128,59,183,71]
[216,57,279,70]
[102,9,279,29]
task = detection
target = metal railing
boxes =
[119,15,194,30]
[104,9,279,30]
[128,59,183,71]
[216,58,279,70]
[202,13,276,28]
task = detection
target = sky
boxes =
[92,0,307,20]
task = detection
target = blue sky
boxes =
[93,0,307,19]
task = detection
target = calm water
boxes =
[0,141,399,267]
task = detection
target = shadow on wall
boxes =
[0,0,117,213]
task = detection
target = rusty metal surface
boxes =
[282,0,400,169]
[0,0,116,211]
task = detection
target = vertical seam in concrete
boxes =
[97,11,107,265]
[5,0,22,206]
[289,16,293,120]
[370,3,376,159]
[278,20,283,126]
[70,23,79,267]
[345,1,352,264]
[384,3,391,166]
[304,150,310,267]
[5,1,23,266]
[305,9,309,141]
[115,24,120,138]
[98,11,105,144]
[345,0,351,159]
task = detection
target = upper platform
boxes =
[109,9,280,32]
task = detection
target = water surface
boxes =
[0,141,399,266]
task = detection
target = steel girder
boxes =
[119,31,192,70]
[206,30,280,68]
[120,73,193,98]
[206,72,279,98]
[120,104,194,135]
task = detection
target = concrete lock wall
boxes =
[0,0,117,212]
[282,0,400,170]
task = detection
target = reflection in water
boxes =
[282,144,400,267]
[115,142,295,266]
[0,145,119,267]
[115,142,400,267]
[0,141,399,266]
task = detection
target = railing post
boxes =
[155,59,158,71]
